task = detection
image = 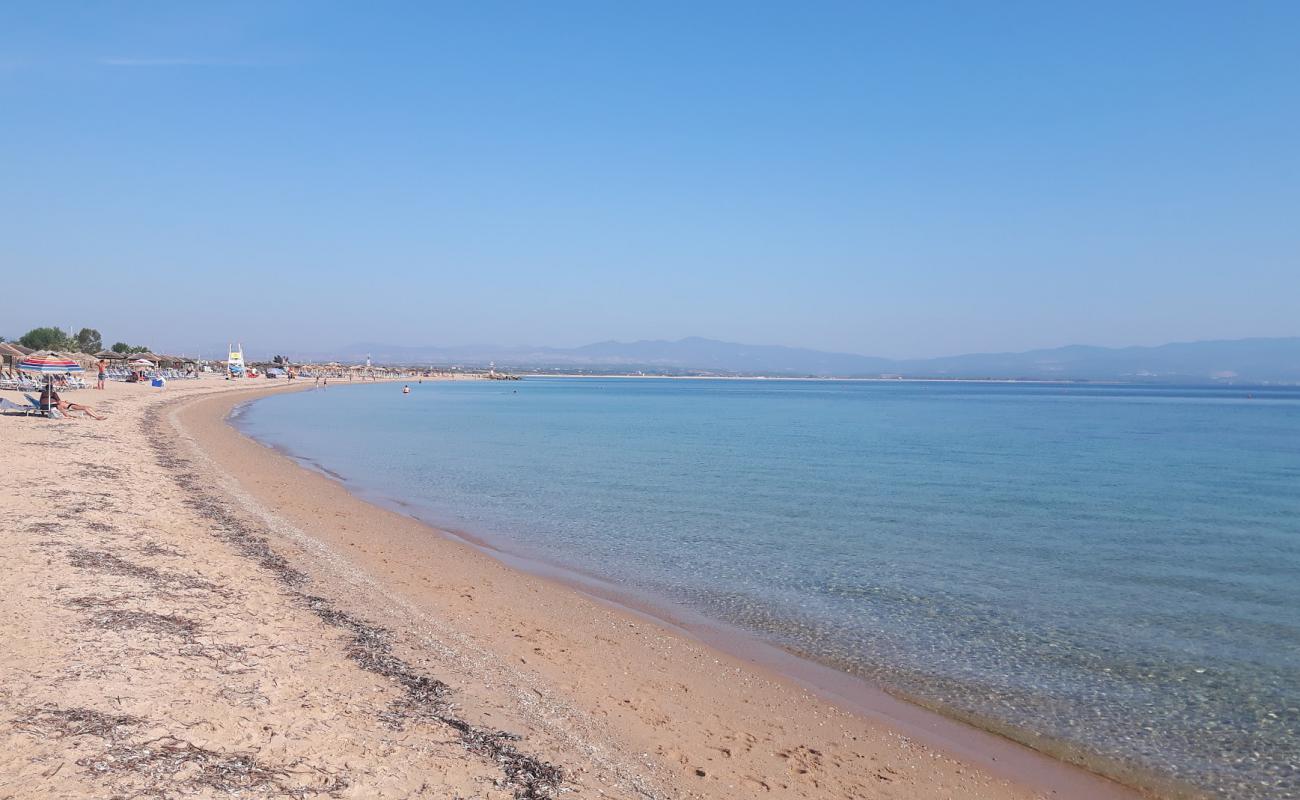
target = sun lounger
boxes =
[0,397,41,416]
[23,393,64,418]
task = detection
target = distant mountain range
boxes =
[312,336,1300,383]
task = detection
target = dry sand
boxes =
[0,377,1146,799]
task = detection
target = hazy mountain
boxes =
[565,337,897,374]
[322,336,1300,383]
[325,337,895,374]
[904,338,1300,382]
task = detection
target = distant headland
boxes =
[278,336,1300,384]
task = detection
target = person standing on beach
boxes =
[96,360,107,390]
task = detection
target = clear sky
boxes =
[2,2,1297,358]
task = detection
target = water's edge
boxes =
[227,385,1192,799]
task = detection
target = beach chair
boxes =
[23,393,64,419]
[0,397,41,416]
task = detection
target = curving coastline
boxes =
[187,380,1151,799]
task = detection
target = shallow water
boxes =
[238,378,1300,798]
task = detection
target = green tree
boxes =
[111,341,152,354]
[74,327,103,354]
[19,326,70,351]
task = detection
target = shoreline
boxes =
[375,500,1204,800]
[196,381,1153,799]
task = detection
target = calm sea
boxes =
[236,378,1300,799]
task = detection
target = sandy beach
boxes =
[1,377,1145,799]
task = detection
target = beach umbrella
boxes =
[58,351,99,370]
[18,352,84,374]
[18,352,84,404]
[0,342,27,368]
[130,359,156,381]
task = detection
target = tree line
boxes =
[1,326,151,355]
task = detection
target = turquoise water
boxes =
[237,379,1300,798]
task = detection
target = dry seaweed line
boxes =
[65,547,218,593]
[298,594,565,799]
[144,404,567,800]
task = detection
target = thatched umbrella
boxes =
[0,342,27,369]
[57,351,99,370]
[156,354,196,369]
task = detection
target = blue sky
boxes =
[2,2,1297,358]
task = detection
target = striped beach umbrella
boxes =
[18,352,85,374]
[17,352,84,403]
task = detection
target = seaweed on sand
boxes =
[67,594,251,670]
[78,736,348,798]
[18,704,143,740]
[137,540,182,557]
[85,608,203,637]
[143,405,566,799]
[160,448,311,587]
[20,704,348,799]
[300,595,565,799]
[65,547,218,592]
[70,460,123,481]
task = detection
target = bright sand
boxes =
[0,377,1145,799]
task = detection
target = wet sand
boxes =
[1,376,1147,798]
